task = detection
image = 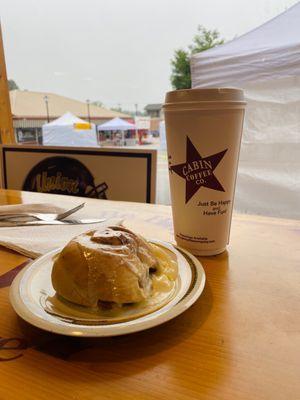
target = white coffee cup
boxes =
[164,88,246,256]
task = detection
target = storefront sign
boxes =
[0,145,157,203]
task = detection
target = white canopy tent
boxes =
[42,112,97,147]
[98,117,136,146]
[97,117,136,131]
[191,3,300,219]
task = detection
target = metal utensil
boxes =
[0,218,106,227]
[0,203,85,222]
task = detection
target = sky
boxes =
[1,0,298,111]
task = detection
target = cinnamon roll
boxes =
[51,226,161,307]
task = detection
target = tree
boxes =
[170,25,224,90]
[110,107,146,117]
[92,100,103,107]
[170,49,192,90]
[8,79,19,90]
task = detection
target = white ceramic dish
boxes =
[10,240,205,337]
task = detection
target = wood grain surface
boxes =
[0,25,15,144]
[0,189,299,400]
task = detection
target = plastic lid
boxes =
[165,88,244,104]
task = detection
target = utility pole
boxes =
[86,99,91,122]
[43,95,50,122]
[134,103,138,145]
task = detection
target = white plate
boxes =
[10,240,205,337]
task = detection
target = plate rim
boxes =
[10,241,206,337]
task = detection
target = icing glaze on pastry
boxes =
[51,226,176,309]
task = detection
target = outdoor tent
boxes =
[98,117,136,145]
[97,117,136,131]
[191,3,300,219]
[42,112,97,147]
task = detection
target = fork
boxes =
[0,202,85,222]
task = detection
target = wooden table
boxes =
[0,189,299,400]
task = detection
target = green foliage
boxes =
[94,101,146,116]
[189,26,224,55]
[110,107,146,117]
[8,79,19,90]
[92,100,103,107]
[170,25,224,90]
[171,49,191,90]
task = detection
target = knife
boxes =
[0,219,107,227]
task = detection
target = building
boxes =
[144,103,163,118]
[10,90,130,143]
[144,103,163,136]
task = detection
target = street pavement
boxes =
[156,150,170,205]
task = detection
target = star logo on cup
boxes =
[169,137,227,203]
